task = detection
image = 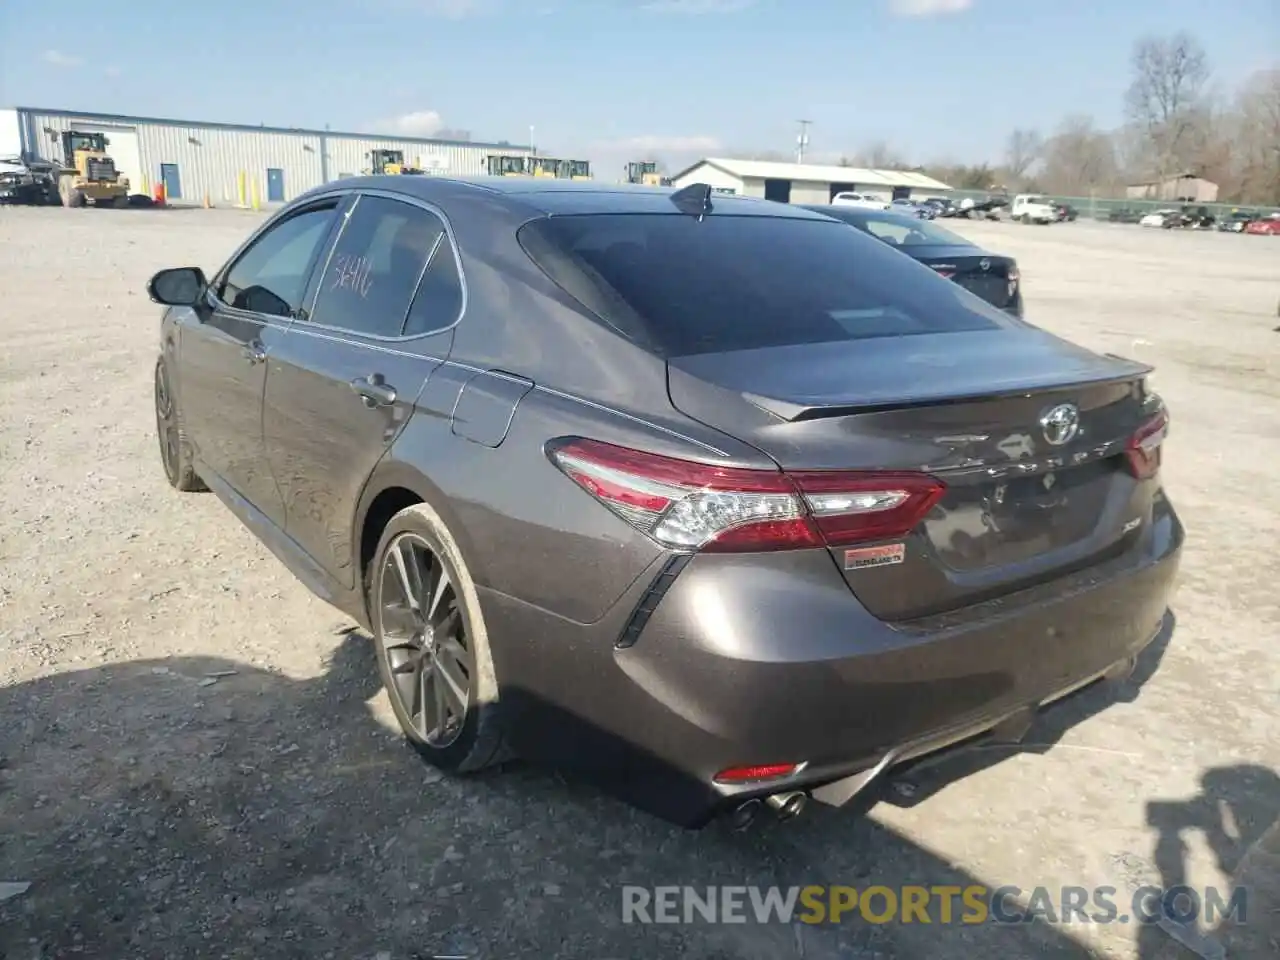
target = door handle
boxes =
[242,341,266,364]
[350,373,397,408]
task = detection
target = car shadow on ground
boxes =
[2,610,1268,959]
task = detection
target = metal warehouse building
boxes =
[671,157,953,203]
[10,106,534,205]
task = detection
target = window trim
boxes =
[294,188,469,343]
[205,193,349,321]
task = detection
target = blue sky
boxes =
[1,0,1276,172]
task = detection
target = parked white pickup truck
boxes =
[830,191,892,211]
[1010,194,1058,224]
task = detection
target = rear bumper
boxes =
[483,492,1183,827]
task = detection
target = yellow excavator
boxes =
[55,130,130,208]
[365,149,423,176]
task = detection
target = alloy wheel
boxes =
[154,362,180,484]
[377,532,472,748]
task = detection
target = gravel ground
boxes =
[0,206,1277,960]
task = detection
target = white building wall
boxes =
[788,180,831,204]
[669,162,745,195]
[18,109,534,206]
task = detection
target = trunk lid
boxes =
[667,328,1160,621]
[907,245,1018,312]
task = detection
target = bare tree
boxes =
[1229,68,1280,204]
[855,141,908,170]
[1004,128,1043,181]
[1125,32,1211,177]
[1040,115,1119,195]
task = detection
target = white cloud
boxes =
[42,49,82,67]
[388,110,446,136]
[104,66,122,78]
[640,0,754,13]
[888,0,972,16]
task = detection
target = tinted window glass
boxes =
[219,205,336,317]
[518,213,1010,357]
[816,208,971,247]
[403,240,463,336]
[309,196,445,337]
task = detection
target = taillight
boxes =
[547,438,945,552]
[714,763,801,784]
[1126,409,1169,479]
[1007,264,1020,297]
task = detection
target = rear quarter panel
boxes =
[383,378,673,624]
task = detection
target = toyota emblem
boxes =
[979,258,991,271]
[1039,403,1080,446]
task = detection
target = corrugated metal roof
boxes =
[678,157,953,192]
[14,105,525,151]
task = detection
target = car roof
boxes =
[302,174,835,220]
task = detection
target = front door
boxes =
[178,198,343,527]
[264,192,465,587]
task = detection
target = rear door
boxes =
[179,198,342,525]
[262,191,464,587]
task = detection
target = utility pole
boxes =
[796,120,812,164]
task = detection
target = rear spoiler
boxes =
[744,361,1155,423]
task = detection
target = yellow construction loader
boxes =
[485,154,591,179]
[55,130,130,208]
[625,161,669,186]
[365,149,423,176]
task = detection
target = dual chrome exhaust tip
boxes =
[728,791,809,830]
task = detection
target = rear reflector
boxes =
[1126,408,1169,479]
[714,763,800,784]
[547,437,945,552]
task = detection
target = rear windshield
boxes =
[817,207,971,247]
[518,213,1012,357]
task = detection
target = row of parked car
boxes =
[830,192,1079,225]
[1109,204,1280,234]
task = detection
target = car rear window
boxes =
[517,213,1012,357]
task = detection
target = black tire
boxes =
[369,502,507,774]
[154,358,206,492]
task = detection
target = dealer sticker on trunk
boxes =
[843,543,906,570]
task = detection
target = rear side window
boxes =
[404,238,463,336]
[517,213,1012,357]
[309,195,445,337]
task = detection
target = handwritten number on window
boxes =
[330,253,374,299]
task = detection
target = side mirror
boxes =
[104,138,111,146]
[147,267,207,306]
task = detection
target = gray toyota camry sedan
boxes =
[147,176,1183,828]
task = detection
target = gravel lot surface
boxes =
[1,206,1277,960]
